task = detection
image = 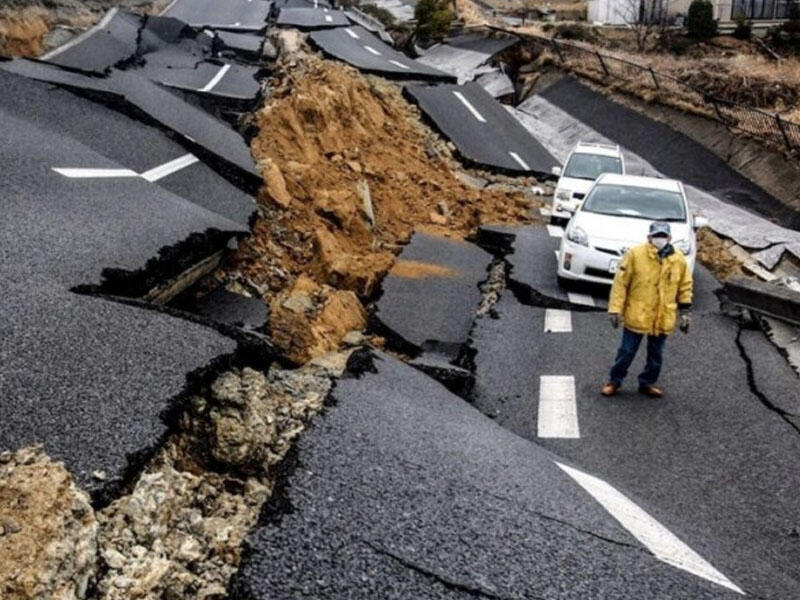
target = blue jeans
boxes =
[609,328,667,387]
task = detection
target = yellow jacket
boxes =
[608,242,693,336]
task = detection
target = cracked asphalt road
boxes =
[471,232,800,599]
[232,352,742,599]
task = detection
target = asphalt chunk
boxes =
[373,231,493,359]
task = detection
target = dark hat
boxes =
[649,221,671,237]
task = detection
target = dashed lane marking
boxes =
[345,28,360,38]
[141,154,199,182]
[363,45,382,56]
[508,151,530,170]
[325,14,333,21]
[388,59,410,70]
[199,64,231,92]
[52,168,138,178]
[544,309,572,333]
[452,91,486,123]
[538,376,580,438]
[54,154,199,182]
[567,292,595,307]
[555,462,745,595]
[547,224,564,238]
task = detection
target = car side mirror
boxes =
[551,166,562,177]
[693,215,709,229]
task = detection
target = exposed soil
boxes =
[0,0,172,57]
[0,446,98,600]
[225,48,541,363]
[389,259,460,279]
[696,227,745,281]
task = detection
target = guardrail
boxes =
[499,29,800,155]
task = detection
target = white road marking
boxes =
[54,154,199,182]
[508,151,530,170]
[52,168,138,178]
[538,376,580,439]
[388,59,410,70]
[323,7,329,11]
[345,28,360,39]
[325,14,333,21]
[544,309,572,333]
[199,64,231,92]
[453,91,486,123]
[547,224,564,238]
[363,45,381,56]
[567,292,595,307]
[555,462,744,594]
[234,21,241,26]
[140,154,199,182]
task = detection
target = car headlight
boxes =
[674,239,691,254]
[555,189,572,201]
[566,225,589,247]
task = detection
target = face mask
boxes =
[651,237,668,250]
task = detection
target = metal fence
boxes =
[513,31,800,155]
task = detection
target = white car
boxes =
[551,142,625,224]
[557,174,709,286]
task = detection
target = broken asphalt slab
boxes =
[276,7,350,28]
[406,82,559,175]
[372,231,493,359]
[0,69,254,225]
[230,351,742,599]
[309,26,452,81]
[1,92,255,497]
[39,8,141,74]
[416,32,518,83]
[161,0,272,31]
[469,282,800,597]
[0,60,261,179]
[481,224,610,310]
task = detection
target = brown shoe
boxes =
[601,382,618,397]
[638,385,663,398]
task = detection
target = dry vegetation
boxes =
[0,4,52,56]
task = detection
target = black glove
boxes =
[610,313,621,329]
[679,311,691,334]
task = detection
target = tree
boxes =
[616,0,671,52]
[686,0,717,39]
[414,0,454,41]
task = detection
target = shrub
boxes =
[414,0,453,41]
[732,13,751,39]
[686,0,717,39]
[553,23,598,43]
[361,3,396,26]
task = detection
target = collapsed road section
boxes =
[407,81,559,175]
[230,351,742,599]
[309,25,452,80]
[160,0,271,31]
[1,67,251,497]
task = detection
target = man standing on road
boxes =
[602,221,693,398]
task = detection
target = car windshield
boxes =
[582,184,686,221]
[563,153,623,180]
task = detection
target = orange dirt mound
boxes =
[389,260,459,279]
[226,55,538,361]
[0,6,50,57]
